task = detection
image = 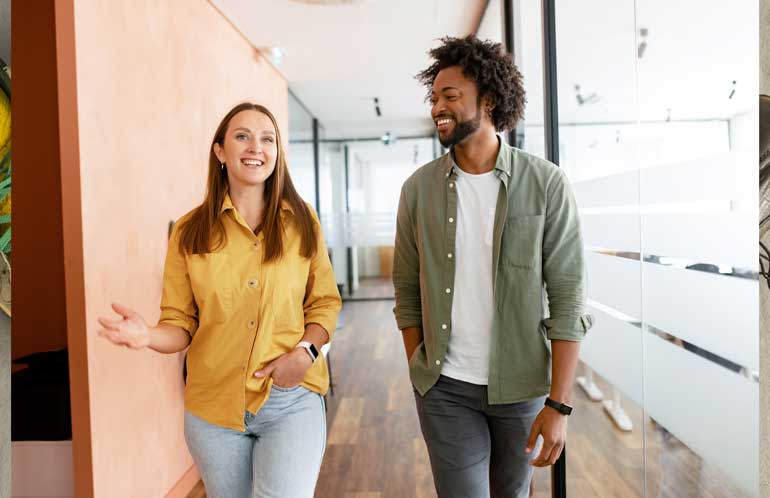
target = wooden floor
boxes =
[342,276,395,300]
[187,288,749,498]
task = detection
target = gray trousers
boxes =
[414,375,544,498]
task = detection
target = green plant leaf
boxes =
[0,227,11,254]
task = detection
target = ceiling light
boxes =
[574,84,599,106]
[261,46,286,67]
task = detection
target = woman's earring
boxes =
[220,162,225,171]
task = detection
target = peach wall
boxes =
[70,1,287,496]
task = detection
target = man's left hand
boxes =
[525,406,568,467]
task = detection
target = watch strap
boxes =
[544,397,573,416]
[296,341,319,362]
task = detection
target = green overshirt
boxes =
[392,138,594,404]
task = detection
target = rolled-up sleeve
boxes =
[392,180,423,330]
[542,170,594,341]
[158,221,199,336]
[303,208,342,340]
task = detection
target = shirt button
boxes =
[445,288,451,294]
[441,324,447,330]
[447,252,453,259]
[248,320,256,328]
[449,182,455,189]
[435,360,441,365]
[448,217,454,223]
[248,278,258,288]
[253,242,259,250]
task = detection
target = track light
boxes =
[381,132,396,145]
[637,28,648,59]
[574,84,599,106]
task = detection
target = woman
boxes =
[97,103,341,498]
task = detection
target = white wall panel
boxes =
[642,213,757,269]
[586,252,642,318]
[581,214,640,251]
[644,334,758,497]
[642,263,758,371]
[581,306,644,406]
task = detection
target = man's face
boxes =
[430,66,484,148]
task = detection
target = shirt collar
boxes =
[221,192,235,213]
[443,135,511,185]
[220,192,294,214]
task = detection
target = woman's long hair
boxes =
[177,102,318,262]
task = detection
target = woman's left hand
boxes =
[254,349,313,388]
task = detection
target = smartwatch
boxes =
[296,341,319,363]
[544,397,573,416]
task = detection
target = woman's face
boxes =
[214,110,278,190]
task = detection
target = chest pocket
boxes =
[270,254,310,331]
[187,252,234,324]
[501,215,545,270]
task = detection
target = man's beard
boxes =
[438,101,482,148]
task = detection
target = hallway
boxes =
[187,299,748,498]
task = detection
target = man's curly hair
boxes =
[417,35,526,132]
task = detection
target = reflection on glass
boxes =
[636,0,757,496]
[549,0,757,495]
[518,0,546,157]
[553,0,646,496]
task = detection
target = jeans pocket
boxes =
[271,383,303,393]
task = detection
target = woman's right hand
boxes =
[97,302,151,349]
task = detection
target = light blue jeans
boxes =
[184,385,326,498]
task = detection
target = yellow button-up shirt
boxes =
[159,194,341,430]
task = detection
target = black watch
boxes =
[544,397,573,416]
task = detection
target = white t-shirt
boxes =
[441,165,500,385]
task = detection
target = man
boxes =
[392,35,593,498]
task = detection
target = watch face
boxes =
[545,398,572,415]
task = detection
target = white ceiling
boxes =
[212,0,757,140]
[211,0,487,139]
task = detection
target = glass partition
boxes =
[327,137,434,299]
[288,91,317,209]
[537,0,759,495]
[635,1,757,496]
